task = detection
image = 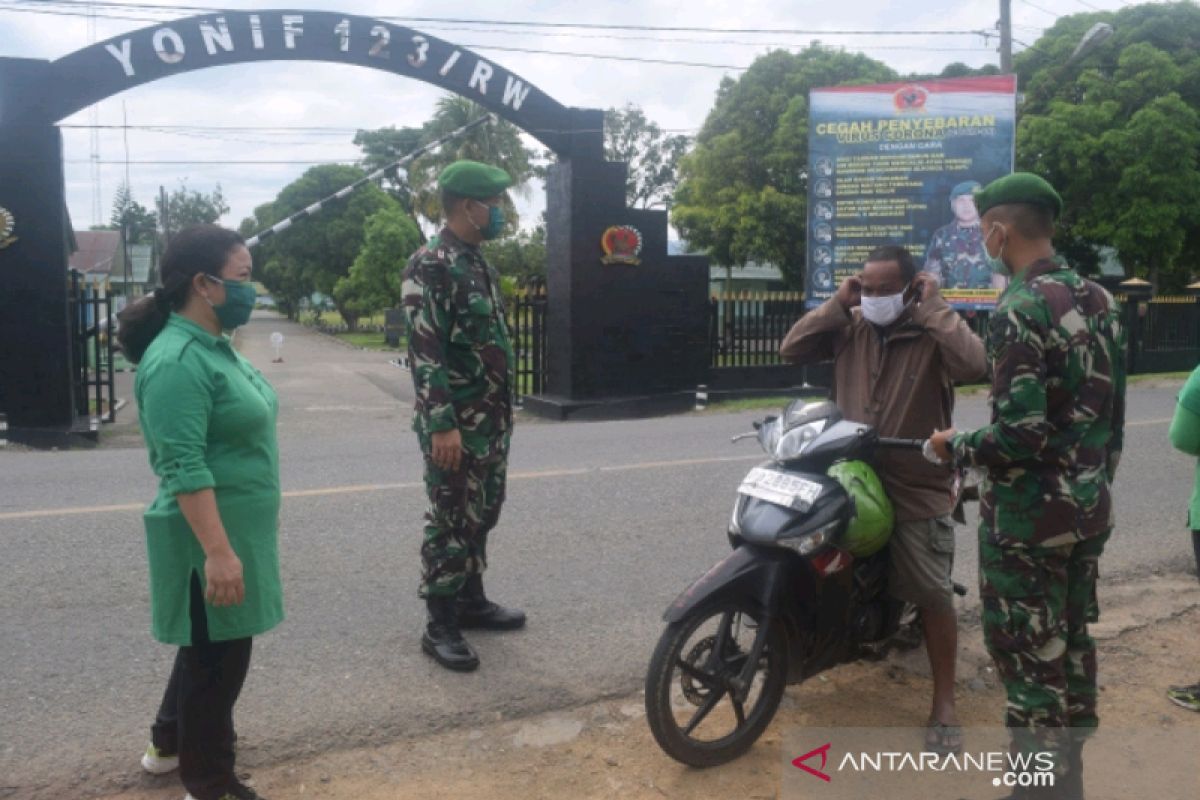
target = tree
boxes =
[353,125,425,211]
[481,225,547,281]
[162,181,230,239]
[1015,2,1200,289]
[109,182,157,244]
[333,204,423,323]
[248,165,400,329]
[604,104,691,208]
[411,95,539,229]
[672,47,896,288]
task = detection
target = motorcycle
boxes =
[645,397,965,767]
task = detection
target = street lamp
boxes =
[1021,23,1115,111]
[1068,23,1114,65]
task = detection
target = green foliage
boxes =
[604,104,692,208]
[1016,2,1200,289]
[333,204,423,323]
[672,47,896,288]
[352,125,425,211]
[109,182,157,245]
[355,95,539,231]
[162,180,229,238]
[246,164,401,327]
[481,225,547,281]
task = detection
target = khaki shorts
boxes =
[888,515,956,612]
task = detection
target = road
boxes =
[0,313,1193,798]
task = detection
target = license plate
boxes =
[738,468,823,510]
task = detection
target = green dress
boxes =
[136,314,284,645]
[1170,365,1200,528]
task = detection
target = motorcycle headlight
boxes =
[778,520,839,556]
[774,420,826,462]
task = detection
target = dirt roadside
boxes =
[100,573,1200,800]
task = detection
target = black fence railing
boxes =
[67,270,116,422]
[709,292,807,367]
[706,293,1200,380]
[507,277,548,400]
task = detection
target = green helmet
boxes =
[827,460,895,557]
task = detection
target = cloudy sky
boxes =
[0,0,1142,235]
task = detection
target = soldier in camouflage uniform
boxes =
[922,180,998,290]
[401,160,525,672]
[930,173,1125,799]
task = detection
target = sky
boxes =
[0,0,1148,236]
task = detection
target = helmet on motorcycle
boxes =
[826,460,894,557]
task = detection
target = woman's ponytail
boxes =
[115,224,245,364]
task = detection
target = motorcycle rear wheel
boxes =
[645,600,787,767]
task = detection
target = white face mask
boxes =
[860,292,907,327]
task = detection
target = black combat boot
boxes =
[421,596,479,672]
[457,574,526,630]
[1057,736,1086,800]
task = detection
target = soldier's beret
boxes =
[950,180,981,199]
[437,160,513,199]
[973,172,1063,219]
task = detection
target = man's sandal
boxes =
[924,719,964,754]
[1166,683,1200,712]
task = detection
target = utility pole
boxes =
[158,185,170,248]
[999,0,1013,73]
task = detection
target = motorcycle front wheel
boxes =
[645,600,787,767]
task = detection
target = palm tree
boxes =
[408,96,540,230]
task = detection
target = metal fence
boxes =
[709,292,807,367]
[705,292,1200,382]
[67,270,117,422]
[507,277,548,399]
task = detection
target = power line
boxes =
[1020,0,1064,19]
[0,5,994,71]
[0,0,990,36]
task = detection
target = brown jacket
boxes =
[780,294,987,521]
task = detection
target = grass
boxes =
[1129,371,1190,384]
[334,331,404,351]
[312,310,389,328]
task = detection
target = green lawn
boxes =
[311,310,389,328]
[334,331,404,351]
[1129,371,1190,384]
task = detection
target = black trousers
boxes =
[150,572,252,800]
[1193,530,1200,579]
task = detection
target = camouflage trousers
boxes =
[979,528,1111,735]
[417,441,508,599]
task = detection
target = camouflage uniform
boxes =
[925,221,990,289]
[951,258,1125,738]
[401,228,515,599]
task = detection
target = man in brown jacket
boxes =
[781,244,986,750]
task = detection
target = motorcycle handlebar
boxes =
[876,436,926,450]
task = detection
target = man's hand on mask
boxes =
[836,275,863,311]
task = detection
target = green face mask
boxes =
[206,276,257,330]
[984,223,1009,276]
[473,200,506,240]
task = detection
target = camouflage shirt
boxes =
[951,258,1126,547]
[401,228,515,459]
[925,221,990,289]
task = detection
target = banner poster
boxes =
[805,75,1017,309]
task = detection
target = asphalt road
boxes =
[0,313,1194,798]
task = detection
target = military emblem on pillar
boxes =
[0,207,16,249]
[600,225,643,266]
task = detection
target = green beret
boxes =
[437,160,513,199]
[973,172,1063,219]
[951,180,981,199]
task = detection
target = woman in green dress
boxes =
[117,224,283,800]
[1167,364,1200,712]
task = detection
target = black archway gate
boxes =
[0,10,709,442]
